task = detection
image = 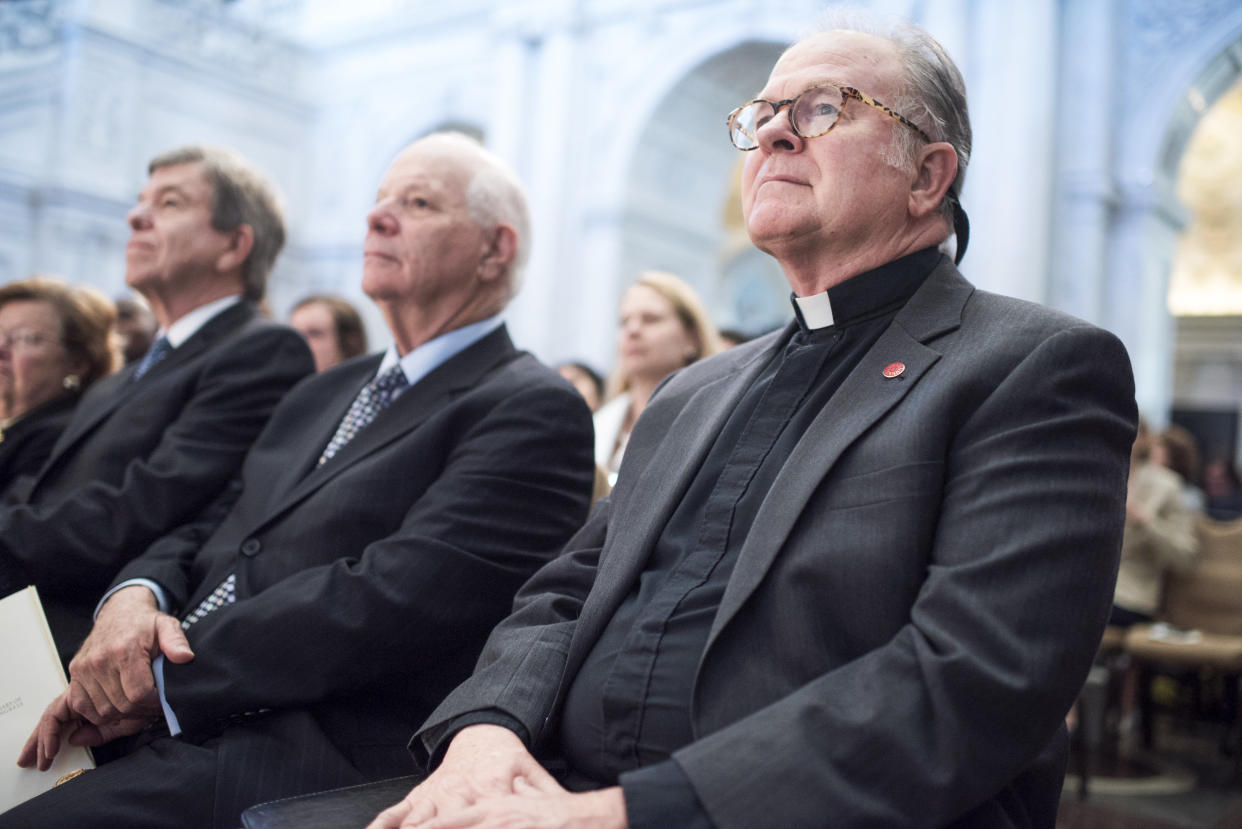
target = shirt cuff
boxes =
[151,654,183,736]
[619,758,713,829]
[425,710,531,771]
[95,578,171,617]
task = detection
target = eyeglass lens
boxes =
[729,85,845,149]
[0,330,53,349]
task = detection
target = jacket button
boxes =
[240,539,261,557]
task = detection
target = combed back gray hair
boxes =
[148,145,287,301]
[419,132,532,299]
[814,8,972,225]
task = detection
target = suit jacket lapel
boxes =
[50,370,132,456]
[568,333,781,659]
[130,319,212,382]
[250,327,517,530]
[266,355,384,507]
[43,303,255,465]
[705,262,974,649]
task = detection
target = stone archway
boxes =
[1045,3,1242,435]
[1167,76,1242,469]
[614,40,785,336]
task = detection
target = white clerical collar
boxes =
[792,291,835,330]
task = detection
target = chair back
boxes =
[1162,516,1242,635]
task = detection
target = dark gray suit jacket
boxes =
[0,391,78,501]
[101,325,596,826]
[417,261,1138,828]
[0,301,314,659]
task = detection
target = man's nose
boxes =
[756,106,803,153]
[127,203,152,230]
[367,202,397,235]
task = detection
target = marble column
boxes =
[962,0,1058,304]
[497,0,580,363]
[1047,0,1116,325]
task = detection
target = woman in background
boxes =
[1203,457,1242,520]
[595,271,722,484]
[557,361,605,413]
[0,276,119,498]
[289,294,369,373]
[1151,424,1206,512]
[1113,419,1201,626]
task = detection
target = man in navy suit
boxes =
[9,132,595,829]
[368,14,1136,829]
[0,145,313,660]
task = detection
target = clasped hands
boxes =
[16,585,195,771]
[367,724,627,829]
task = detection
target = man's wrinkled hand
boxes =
[367,724,564,828]
[66,584,194,725]
[16,691,151,771]
[412,778,627,829]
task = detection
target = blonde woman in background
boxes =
[1113,419,1201,627]
[595,271,722,484]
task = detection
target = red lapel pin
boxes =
[882,362,906,379]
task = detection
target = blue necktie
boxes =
[132,336,171,381]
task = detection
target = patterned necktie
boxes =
[181,573,236,629]
[179,366,409,630]
[131,336,172,381]
[317,364,408,465]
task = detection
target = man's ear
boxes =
[909,142,958,219]
[216,224,255,274]
[478,224,518,283]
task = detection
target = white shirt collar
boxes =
[377,314,505,393]
[792,291,835,330]
[160,294,244,348]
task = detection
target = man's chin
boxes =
[745,226,805,259]
[361,285,400,308]
[745,209,813,250]
[361,272,408,306]
[124,269,152,291]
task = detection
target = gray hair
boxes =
[813,8,972,225]
[148,145,287,301]
[418,132,532,300]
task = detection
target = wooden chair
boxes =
[1071,625,1130,798]
[1124,516,1242,764]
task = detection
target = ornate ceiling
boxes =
[1170,81,1242,316]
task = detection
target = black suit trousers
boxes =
[0,709,412,829]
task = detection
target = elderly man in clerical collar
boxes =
[310,14,1134,829]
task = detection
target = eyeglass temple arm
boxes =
[841,87,932,143]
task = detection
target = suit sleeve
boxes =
[160,380,596,740]
[0,412,68,495]
[412,498,611,766]
[109,475,248,609]
[665,324,1136,828]
[0,325,312,597]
